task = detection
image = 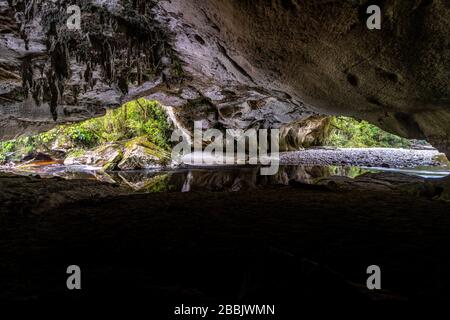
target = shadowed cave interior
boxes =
[0,0,450,313]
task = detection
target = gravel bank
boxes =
[280,148,441,168]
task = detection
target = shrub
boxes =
[326,116,411,148]
[0,99,173,162]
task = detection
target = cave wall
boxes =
[0,0,449,154]
[0,0,179,138]
[174,0,449,153]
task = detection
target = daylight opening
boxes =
[1,100,448,192]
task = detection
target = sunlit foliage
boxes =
[0,99,172,162]
[326,116,411,148]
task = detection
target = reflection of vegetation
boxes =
[142,174,173,193]
[328,165,366,178]
[0,99,172,163]
[326,116,411,148]
[0,136,38,162]
[116,172,174,193]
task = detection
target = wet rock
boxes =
[117,137,170,170]
[64,143,123,170]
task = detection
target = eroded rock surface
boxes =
[1,0,449,154]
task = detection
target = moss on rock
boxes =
[118,136,171,170]
[64,143,123,169]
[432,153,449,166]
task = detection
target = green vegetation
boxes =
[326,116,411,148]
[0,136,40,162]
[142,174,174,193]
[328,165,366,178]
[0,108,415,165]
[0,99,172,163]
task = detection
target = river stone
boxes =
[117,137,170,171]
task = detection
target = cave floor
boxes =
[1,183,450,312]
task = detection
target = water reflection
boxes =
[112,166,371,192]
[1,164,449,193]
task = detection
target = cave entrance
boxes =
[0,101,449,192]
[324,116,427,150]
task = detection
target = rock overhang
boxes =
[0,0,449,154]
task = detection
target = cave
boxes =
[1,0,450,314]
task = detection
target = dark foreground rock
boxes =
[0,173,126,214]
[314,172,450,202]
[0,173,450,310]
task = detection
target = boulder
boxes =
[51,135,76,154]
[63,151,91,166]
[432,153,449,166]
[117,137,170,171]
[64,144,123,170]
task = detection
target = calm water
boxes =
[3,163,449,193]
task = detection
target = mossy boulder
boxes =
[117,137,170,170]
[95,144,124,171]
[64,150,89,166]
[51,134,75,153]
[64,144,123,170]
[432,153,449,166]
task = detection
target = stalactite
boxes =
[10,0,183,122]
